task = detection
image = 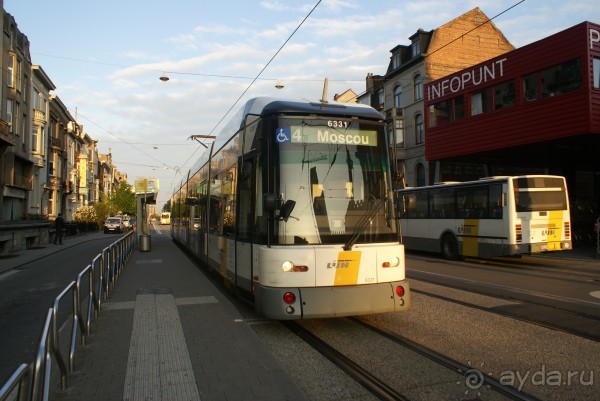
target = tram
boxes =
[169,97,410,319]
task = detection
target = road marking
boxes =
[590,291,600,299]
[123,293,201,401]
[105,295,218,310]
[135,259,163,264]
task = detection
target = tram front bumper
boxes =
[255,280,410,320]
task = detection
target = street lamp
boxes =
[159,72,169,82]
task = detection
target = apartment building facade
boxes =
[359,8,514,189]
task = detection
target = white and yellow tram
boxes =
[169,97,410,319]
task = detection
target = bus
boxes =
[396,175,572,259]
[160,212,171,225]
[169,97,410,319]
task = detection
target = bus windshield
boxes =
[273,117,396,245]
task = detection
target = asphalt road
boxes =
[0,235,117,383]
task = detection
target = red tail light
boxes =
[283,292,296,305]
[564,221,571,239]
[395,286,405,297]
[515,224,522,243]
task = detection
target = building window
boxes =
[392,53,401,70]
[523,73,538,102]
[32,126,38,152]
[471,88,491,116]
[415,114,424,144]
[429,95,465,128]
[394,85,402,108]
[415,163,426,186]
[594,58,600,89]
[414,74,423,101]
[493,81,515,110]
[541,58,581,98]
[411,39,421,58]
[6,99,14,127]
[395,119,404,148]
[7,54,16,88]
[378,89,384,109]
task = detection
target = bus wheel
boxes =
[441,233,460,260]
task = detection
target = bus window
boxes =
[430,189,455,219]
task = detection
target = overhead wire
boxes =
[175,0,323,177]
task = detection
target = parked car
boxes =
[104,217,125,234]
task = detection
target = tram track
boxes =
[283,318,540,401]
[282,320,408,401]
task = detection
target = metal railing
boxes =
[0,231,135,401]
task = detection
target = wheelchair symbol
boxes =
[276,128,290,143]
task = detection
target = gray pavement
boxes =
[1,231,308,401]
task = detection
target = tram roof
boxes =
[184,97,384,182]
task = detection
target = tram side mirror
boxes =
[278,200,296,222]
[264,193,279,212]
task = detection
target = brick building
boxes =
[359,7,514,189]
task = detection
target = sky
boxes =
[4,0,600,208]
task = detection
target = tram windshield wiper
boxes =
[343,198,384,251]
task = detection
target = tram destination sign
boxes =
[276,124,378,147]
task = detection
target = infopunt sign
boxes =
[426,57,507,102]
[590,28,599,49]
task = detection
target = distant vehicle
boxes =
[160,212,171,225]
[396,175,572,259]
[120,215,133,231]
[104,217,125,234]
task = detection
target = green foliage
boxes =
[109,181,136,215]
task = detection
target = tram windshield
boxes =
[273,117,396,245]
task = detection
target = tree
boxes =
[109,181,136,215]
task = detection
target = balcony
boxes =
[33,109,46,125]
[50,136,65,150]
[0,120,15,146]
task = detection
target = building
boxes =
[1,11,33,220]
[424,21,600,242]
[359,8,514,189]
[30,65,55,217]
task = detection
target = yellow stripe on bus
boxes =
[462,219,480,257]
[334,250,362,286]
[547,210,564,250]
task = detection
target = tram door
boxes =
[235,155,255,293]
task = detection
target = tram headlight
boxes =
[382,256,401,268]
[281,260,309,272]
[282,260,294,272]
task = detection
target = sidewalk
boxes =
[0,230,109,274]
[49,232,309,401]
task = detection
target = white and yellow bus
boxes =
[396,175,572,259]
[160,212,171,225]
